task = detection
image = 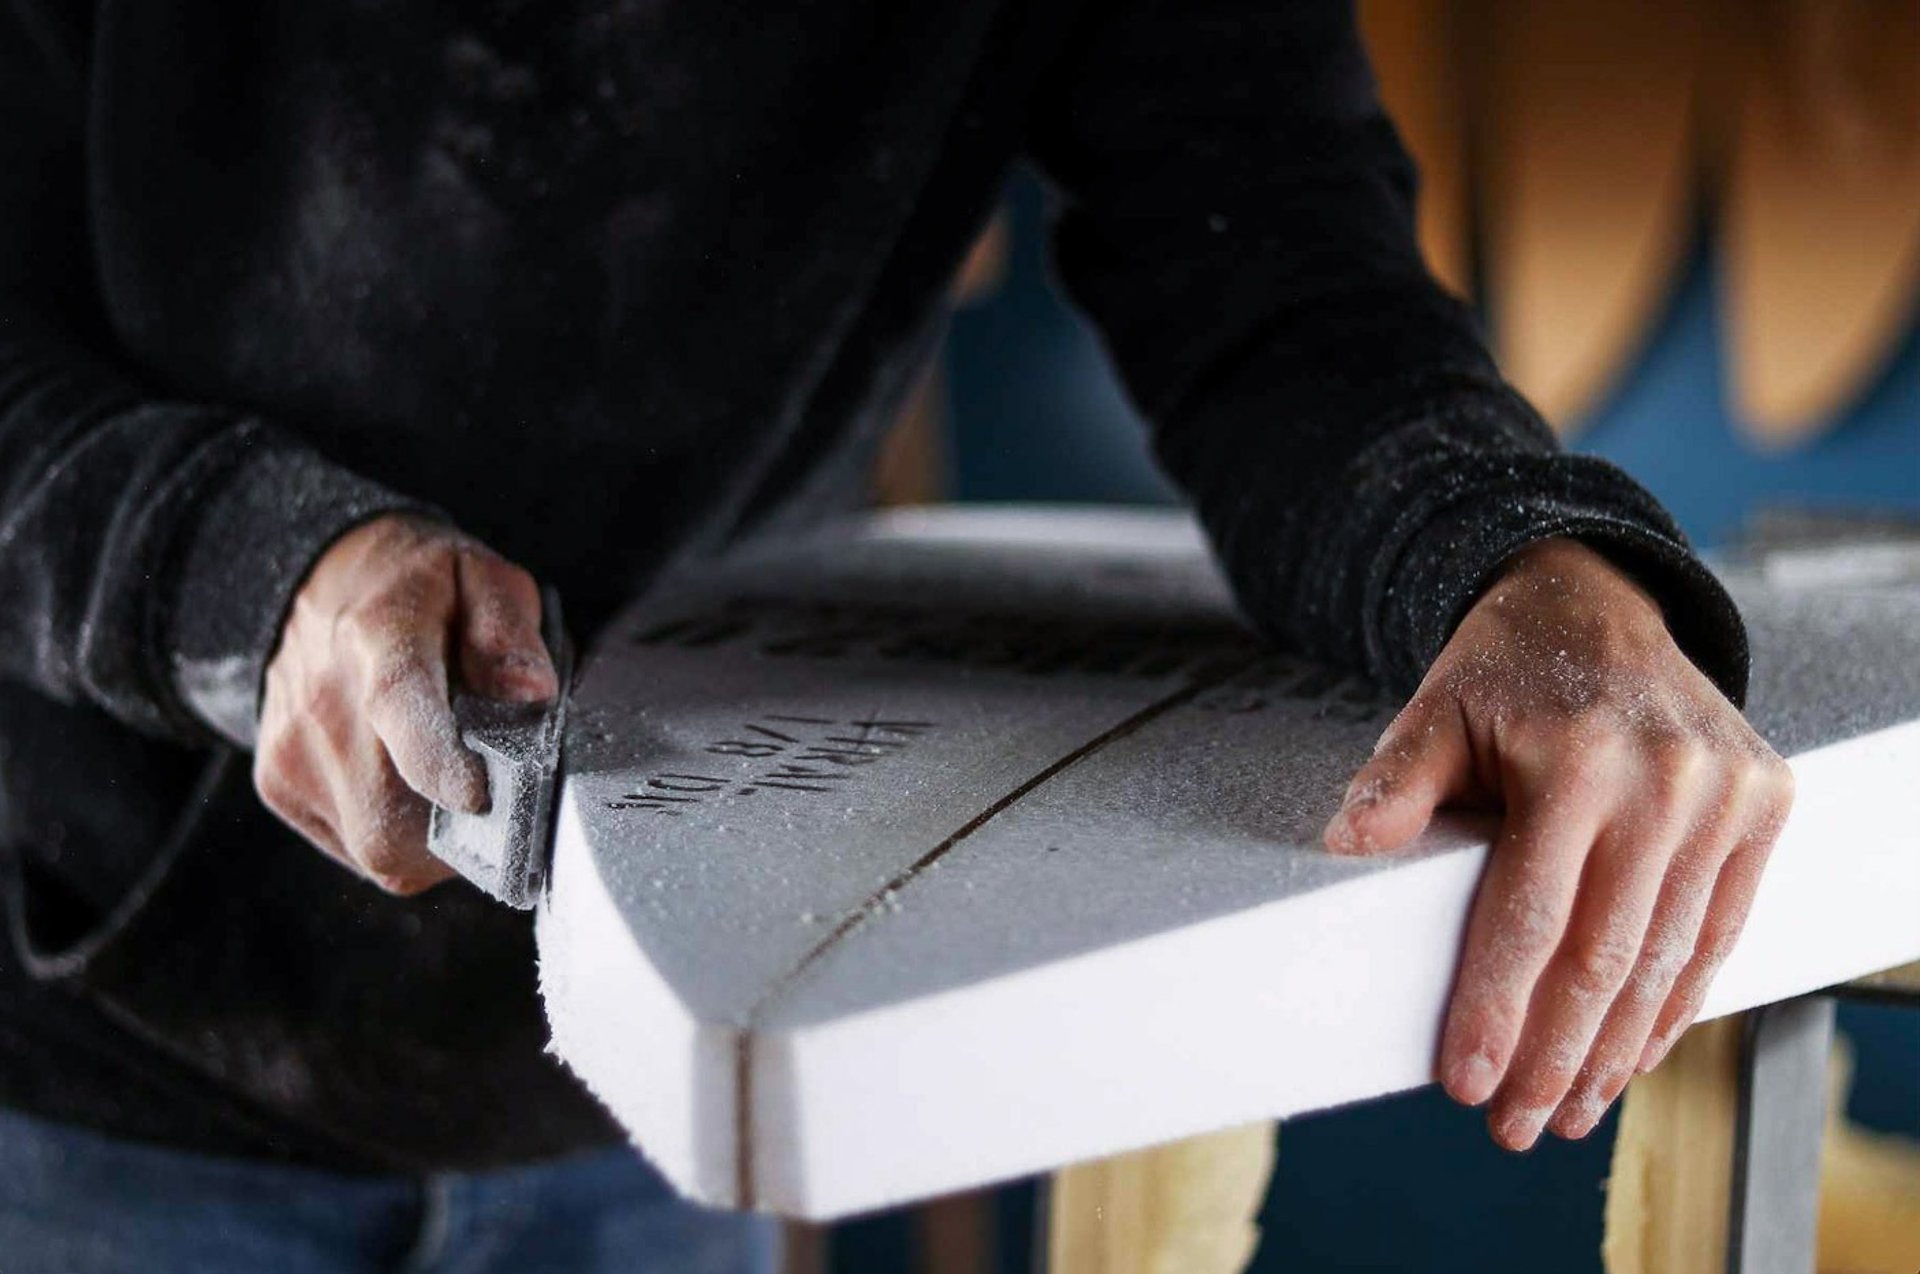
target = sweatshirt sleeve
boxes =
[1025,0,1748,703]
[0,5,427,748]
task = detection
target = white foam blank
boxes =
[536,506,1920,1220]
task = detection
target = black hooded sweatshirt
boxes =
[0,0,1746,1173]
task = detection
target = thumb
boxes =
[1324,695,1474,855]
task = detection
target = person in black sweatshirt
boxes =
[0,1,1791,1270]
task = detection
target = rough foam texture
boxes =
[536,507,1920,1220]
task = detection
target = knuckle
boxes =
[392,528,460,574]
[1566,932,1638,995]
[345,572,450,645]
[1757,754,1796,812]
[1724,754,1776,807]
[1669,990,1706,1027]
[1662,966,1708,1012]
[1633,935,1693,995]
[1768,754,1796,796]
[1693,926,1740,971]
[1650,738,1713,799]
[1655,1004,1703,1053]
[1502,889,1564,954]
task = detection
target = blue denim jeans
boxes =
[0,1107,779,1273]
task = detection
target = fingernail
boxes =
[1341,781,1381,814]
[1323,810,1358,854]
[1451,1050,1502,1107]
[1551,1091,1606,1140]
[1637,1033,1672,1074]
[1493,1105,1549,1152]
[493,653,556,702]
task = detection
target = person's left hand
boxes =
[1322,537,1794,1150]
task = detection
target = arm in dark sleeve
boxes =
[1025,0,1747,702]
[0,4,426,747]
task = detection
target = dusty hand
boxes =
[256,515,557,893]
[1322,538,1793,1149]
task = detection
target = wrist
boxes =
[166,431,436,747]
[1482,538,1666,627]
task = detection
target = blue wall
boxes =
[947,177,1920,542]
[938,174,1920,1273]
[1578,249,1920,545]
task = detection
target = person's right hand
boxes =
[255,515,557,894]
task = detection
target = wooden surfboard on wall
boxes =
[1478,0,1703,434]
[1722,1,1920,447]
[1358,0,1473,299]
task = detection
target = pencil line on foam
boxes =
[731,655,1262,1207]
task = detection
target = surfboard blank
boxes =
[536,507,1920,1220]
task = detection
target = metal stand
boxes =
[1726,996,1836,1274]
[1035,974,1920,1274]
